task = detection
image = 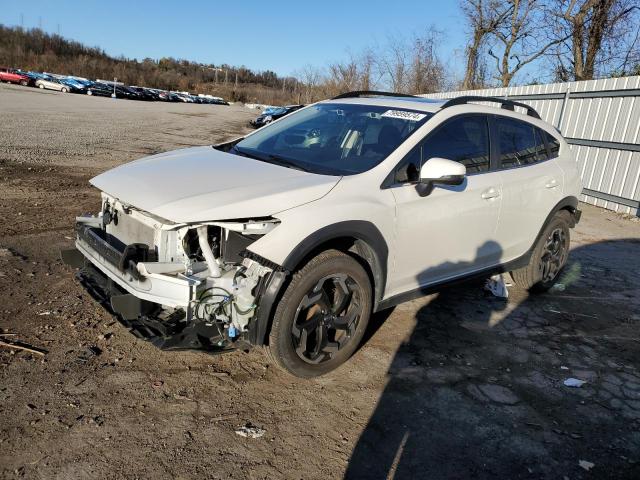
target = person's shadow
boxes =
[345,239,640,479]
[345,241,507,479]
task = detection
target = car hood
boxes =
[90,146,340,223]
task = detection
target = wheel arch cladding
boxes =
[526,196,579,258]
[250,221,389,346]
[281,221,388,305]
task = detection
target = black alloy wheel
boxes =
[292,273,362,364]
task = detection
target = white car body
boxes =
[63,92,582,372]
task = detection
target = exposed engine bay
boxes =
[63,192,279,352]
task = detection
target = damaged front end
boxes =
[62,193,283,353]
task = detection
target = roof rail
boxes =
[331,90,418,100]
[440,95,541,119]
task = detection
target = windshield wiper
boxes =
[232,146,309,172]
[230,146,264,161]
[266,154,310,172]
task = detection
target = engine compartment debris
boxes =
[563,377,587,388]
[235,424,266,439]
[484,274,511,298]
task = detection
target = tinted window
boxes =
[545,131,560,158]
[394,115,490,183]
[535,129,549,162]
[234,103,432,176]
[496,117,548,168]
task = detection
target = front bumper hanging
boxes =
[61,223,240,353]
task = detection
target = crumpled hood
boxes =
[90,146,340,223]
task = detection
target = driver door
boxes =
[387,114,503,297]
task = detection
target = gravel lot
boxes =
[1,83,639,480]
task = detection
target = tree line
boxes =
[1,1,638,105]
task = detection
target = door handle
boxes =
[545,179,559,189]
[481,187,500,200]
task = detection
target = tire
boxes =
[87,90,93,96]
[61,87,68,93]
[268,249,372,378]
[19,80,28,86]
[38,83,44,89]
[511,210,571,292]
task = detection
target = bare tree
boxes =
[408,29,446,94]
[376,29,446,94]
[487,0,569,86]
[460,0,513,89]
[379,34,411,92]
[548,0,640,80]
[297,64,322,103]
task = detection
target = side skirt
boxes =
[376,253,530,312]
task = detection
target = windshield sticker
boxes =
[381,110,427,122]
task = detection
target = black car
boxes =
[131,86,163,101]
[87,82,115,97]
[250,104,304,128]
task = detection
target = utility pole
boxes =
[38,17,42,29]
[235,72,238,88]
[20,13,24,29]
[225,69,228,84]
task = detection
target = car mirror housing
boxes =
[419,157,466,186]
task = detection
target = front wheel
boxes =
[38,84,44,89]
[268,250,372,378]
[61,87,68,93]
[511,210,571,292]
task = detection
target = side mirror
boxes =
[419,157,466,186]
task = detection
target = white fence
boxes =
[421,76,640,216]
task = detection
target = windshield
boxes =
[234,103,432,175]
[265,107,286,116]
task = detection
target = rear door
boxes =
[491,115,565,262]
[387,114,503,297]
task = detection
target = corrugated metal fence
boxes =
[420,76,640,216]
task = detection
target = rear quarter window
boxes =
[496,116,548,168]
[545,131,561,158]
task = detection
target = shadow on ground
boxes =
[346,239,640,479]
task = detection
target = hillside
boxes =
[0,25,300,104]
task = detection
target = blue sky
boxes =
[1,0,468,78]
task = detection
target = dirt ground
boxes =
[1,83,639,480]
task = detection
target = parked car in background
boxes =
[250,104,304,128]
[35,75,70,92]
[128,86,156,101]
[59,77,88,93]
[0,67,30,86]
[151,89,170,101]
[87,81,115,97]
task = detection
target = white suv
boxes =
[62,92,582,377]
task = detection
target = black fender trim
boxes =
[282,221,389,307]
[526,196,579,256]
[247,221,389,345]
[247,270,288,346]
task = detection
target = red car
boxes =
[0,67,30,86]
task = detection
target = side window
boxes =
[496,116,548,168]
[535,128,549,161]
[545,131,561,158]
[394,115,490,183]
